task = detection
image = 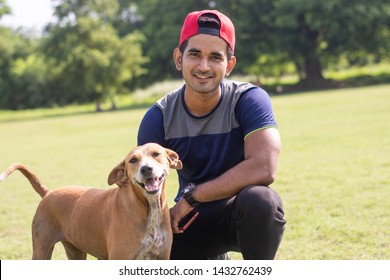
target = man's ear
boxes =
[173,48,183,71]
[165,148,183,170]
[107,160,129,188]
[225,55,236,77]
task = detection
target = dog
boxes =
[0,143,182,260]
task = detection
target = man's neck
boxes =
[183,87,222,117]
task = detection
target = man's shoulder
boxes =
[222,80,258,95]
[155,86,183,110]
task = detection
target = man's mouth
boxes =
[194,73,213,79]
[136,172,166,194]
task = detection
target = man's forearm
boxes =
[193,128,281,203]
[192,159,273,203]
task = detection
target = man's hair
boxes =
[179,13,233,60]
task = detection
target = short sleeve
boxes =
[235,87,277,139]
[137,105,166,146]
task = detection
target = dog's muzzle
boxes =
[136,166,167,195]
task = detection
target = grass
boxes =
[273,84,390,259]
[0,84,389,260]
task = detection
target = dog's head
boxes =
[108,143,182,196]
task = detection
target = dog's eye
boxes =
[152,152,160,158]
[129,158,138,164]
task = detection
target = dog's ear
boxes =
[108,160,129,188]
[165,148,183,170]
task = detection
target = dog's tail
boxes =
[0,162,50,198]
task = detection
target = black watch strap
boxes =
[182,183,200,208]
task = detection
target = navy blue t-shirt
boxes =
[137,80,277,201]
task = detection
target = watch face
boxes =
[182,184,195,196]
[182,187,189,196]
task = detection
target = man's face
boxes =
[175,34,236,97]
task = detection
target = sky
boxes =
[1,0,54,32]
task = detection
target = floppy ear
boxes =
[107,160,129,188]
[165,148,183,170]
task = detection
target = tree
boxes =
[42,0,148,109]
[0,0,11,99]
[126,0,390,87]
[0,0,10,18]
[268,0,390,86]
[0,22,44,109]
[132,0,213,84]
[0,1,50,109]
[221,0,390,87]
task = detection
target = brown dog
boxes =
[0,143,182,260]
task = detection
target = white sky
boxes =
[0,0,54,32]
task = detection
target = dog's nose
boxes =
[140,165,153,176]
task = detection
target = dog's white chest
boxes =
[135,197,167,259]
[137,229,165,259]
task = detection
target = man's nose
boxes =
[197,57,210,72]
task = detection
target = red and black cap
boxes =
[179,10,236,53]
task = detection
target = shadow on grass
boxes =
[0,102,153,124]
[262,73,390,96]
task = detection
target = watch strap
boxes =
[182,183,200,208]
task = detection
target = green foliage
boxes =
[119,0,389,86]
[0,0,148,109]
[259,0,390,84]
[0,28,44,109]
[8,54,52,109]
[0,0,390,109]
[0,0,10,18]
[134,0,212,82]
[41,0,148,107]
[248,53,296,84]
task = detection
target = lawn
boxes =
[0,84,389,259]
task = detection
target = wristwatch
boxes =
[181,183,200,208]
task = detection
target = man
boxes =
[137,10,286,260]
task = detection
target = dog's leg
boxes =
[32,237,55,260]
[62,241,87,260]
[31,209,60,260]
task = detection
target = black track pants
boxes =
[170,185,286,260]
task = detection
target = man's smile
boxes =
[193,72,213,80]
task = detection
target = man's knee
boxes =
[235,185,284,222]
[234,186,286,259]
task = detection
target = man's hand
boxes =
[169,198,193,234]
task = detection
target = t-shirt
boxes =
[137,80,277,201]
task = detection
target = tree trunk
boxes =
[297,13,328,88]
[109,95,117,111]
[95,102,102,112]
[301,51,326,87]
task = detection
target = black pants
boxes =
[170,185,286,260]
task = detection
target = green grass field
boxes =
[0,84,389,260]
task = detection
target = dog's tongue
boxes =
[144,178,160,193]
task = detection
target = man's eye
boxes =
[189,52,200,57]
[211,55,223,61]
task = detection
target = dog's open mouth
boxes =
[137,172,166,194]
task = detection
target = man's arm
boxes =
[194,127,281,201]
[137,105,166,146]
[170,127,281,233]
